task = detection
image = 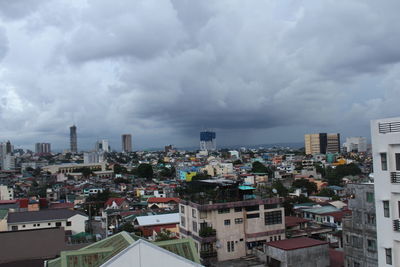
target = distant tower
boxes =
[70,125,77,153]
[200,131,216,151]
[122,134,132,153]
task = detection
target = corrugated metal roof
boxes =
[135,213,179,226]
[8,209,88,224]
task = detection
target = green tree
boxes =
[292,178,317,195]
[233,159,242,165]
[155,229,174,241]
[137,163,153,180]
[272,180,289,197]
[119,223,135,233]
[317,187,335,197]
[114,164,128,174]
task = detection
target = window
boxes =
[354,262,361,267]
[180,205,185,214]
[245,205,259,211]
[264,204,278,209]
[246,213,260,219]
[235,218,243,224]
[234,207,242,212]
[367,239,376,251]
[56,222,62,227]
[181,216,186,227]
[33,224,36,227]
[224,219,231,226]
[227,241,234,252]
[22,225,25,228]
[48,223,51,226]
[351,236,363,249]
[386,248,392,265]
[218,208,230,214]
[11,226,18,231]
[37,224,40,226]
[192,209,197,218]
[66,221,72,226]
[192,221,198,232]
[381,153,387,170]
[366,213,375,225]
[397,153,400,171]
[265,210,283,225]
[366,192,374,203]
[384,201,390,217]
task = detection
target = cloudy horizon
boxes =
[0,0,400,151]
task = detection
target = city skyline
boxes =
[0,1,399,150]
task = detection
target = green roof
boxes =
[154,238,200,264]
[0,209,8,220]
[47,232,200,266]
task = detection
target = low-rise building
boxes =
[263,237,330,267]
[7,209,88,234]
[179,198,285,262]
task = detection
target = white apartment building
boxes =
[179,198,285,262]
[371,117,400,266]
[0,185,13,200]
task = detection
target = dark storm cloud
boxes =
[0,0,400,149]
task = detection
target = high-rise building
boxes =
[122,134,132,153]
[35,143,51,154]
[95,139,110,152]
[70,125,77,153]
[371,117,400,266]
[343,137,368,153]
[304,133,340,155]
[200,131,216,151]
[343,183,378,267]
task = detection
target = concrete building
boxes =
[305,133,340,155]
[7,209,88,234]
[43,162,107,174]
[84,151,105,164]
[96,139,110,152]
[0,185,13,200]
[262,237,330,267]
[200,131,216,151]
[343,183,378,267]
[343,137,368,153]
[122,134,132,153]
[70,125,77,153]
[179,198,285,262]
[371,117,400,266]
[35,142,51,154]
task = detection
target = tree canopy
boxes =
[292,178,317,195]
[136,163,153,180]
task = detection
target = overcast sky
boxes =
[0,0,400,151]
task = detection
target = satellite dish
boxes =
[272,188,278,194]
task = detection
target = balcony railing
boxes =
[379,122,400,134]
[393,219,400,231]
[199,227,216,237]
[391,172,400,183]
[200,250,217,258]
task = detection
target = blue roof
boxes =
[239,185,256,190]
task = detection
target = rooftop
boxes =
[7,209,87,224]
[135,213,180,226]
[267,237,328,251]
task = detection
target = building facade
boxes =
[35,143,51,154]
[200,131,216,151]
[70,125,77,153]
[343,183,378,267]
[343,137,368,153]
[371,117,400,266]
[122,134,132,153]
[179,198,285,262]
[305,133,340,155]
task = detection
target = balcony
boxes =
[394,219,400,231]
[199,227,216,238]
[200,250,217,258]
[379,121,400,134]
[391,172,400,183]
